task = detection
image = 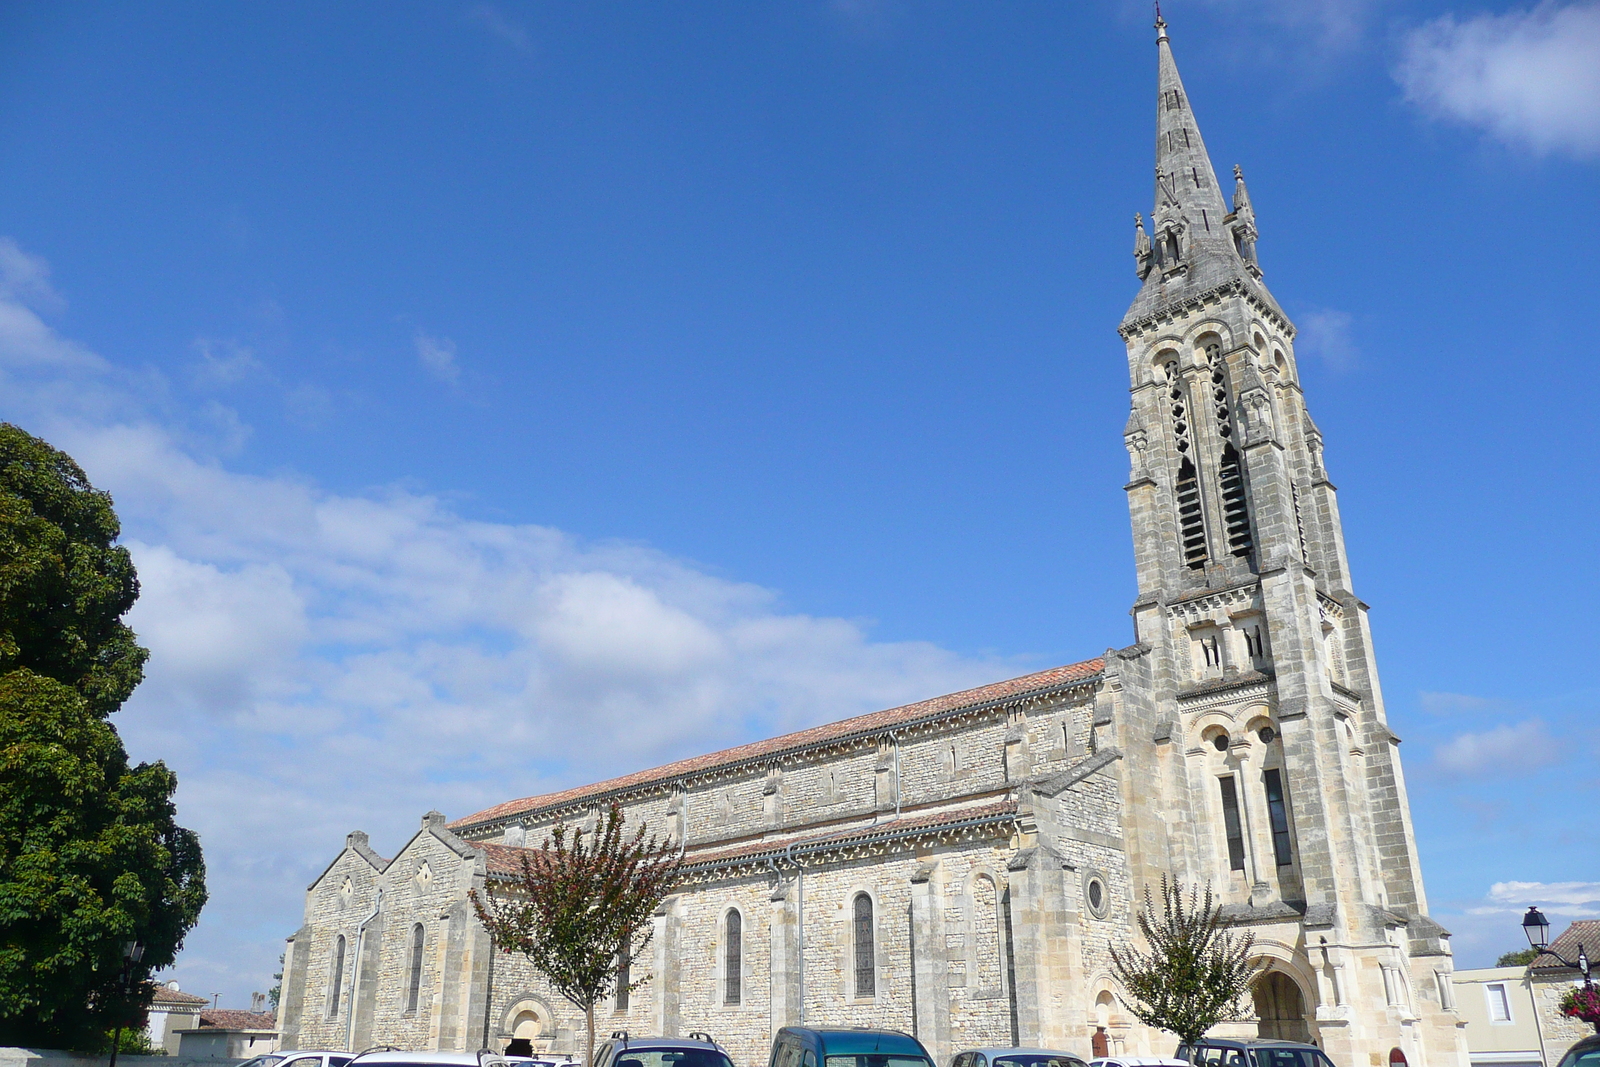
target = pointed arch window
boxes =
[853,893,875,998]
[405,923,425,1013]
[723,909,742,1005]
[616,947,631,1011]
[327,934,346,1018]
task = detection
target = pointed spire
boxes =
[1232,164,1255,220]
[1150,15,1230,269]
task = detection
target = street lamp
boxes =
[1522,906,1592,988]
[109,941,144,1067]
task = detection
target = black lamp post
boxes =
[1523,906,1592,987]
[108,940,144,1067]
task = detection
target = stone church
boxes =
[278,19,1469,1067]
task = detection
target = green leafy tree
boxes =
[1110,876,1262,1045]
[471,803,680,1067]
[1496,948,1539,968]
[0,424,207,1048]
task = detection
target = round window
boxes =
[1258,726,1276,744]
[1212,733,1230,752]
[1083,871,1110,918]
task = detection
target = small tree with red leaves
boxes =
[471,803,681,1067]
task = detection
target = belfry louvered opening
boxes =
[1164,360,1209,569]
[1218,444,1253,557]
[1176,457,1207,567]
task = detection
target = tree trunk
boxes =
[585,1001,596,1067]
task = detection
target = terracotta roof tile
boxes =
[451,658,1102,830]
[1532,919,1600,972]
[151,985,210,1007]
[196,1009,276,1030]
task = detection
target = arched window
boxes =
[723,910,742,1005]
[327,934,346,1017]
[616,947,631,1011]
[973,875,1002,996]
[405,923,425,1013]
[853,894,875,998]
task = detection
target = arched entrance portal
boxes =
[1253,971,1312,1043]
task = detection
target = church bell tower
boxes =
[1106,14,1468,1067]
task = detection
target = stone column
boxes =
[910,864,951,1065]
[769,878,797,1037]
[653,896,681,1038]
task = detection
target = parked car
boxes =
[271,1051,355,1067]
[1090,1057,1188,1067]
[1176,1039,1337,1067]
[1557,1035,1600,1067]
[346,1051,510,1067]
[771,1027,937,1067]
[593,1032,735,1067]
[952,1048,1088,1067]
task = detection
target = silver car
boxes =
[952,1049,1089,1067]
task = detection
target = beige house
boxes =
[1452,968,1542,1067]
[146,981,210,1056]
[175,1009,280,1060]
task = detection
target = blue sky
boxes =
[1,0,1596,1009]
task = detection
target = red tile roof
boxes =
[451,657,1102,830]
[196,1009,276,1030]
[1531,919,1600,972]
[151,985,209,1008]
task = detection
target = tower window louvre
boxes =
[1219,445,1253,557]
[1218,776,1246,871]
[1176,458,1207,567]
[1290,481,1308,558]
[1263,768,1294,866]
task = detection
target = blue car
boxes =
[769,1028,938,1067]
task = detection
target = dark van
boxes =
[770,1028,938,1067]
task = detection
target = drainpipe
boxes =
[890,732,902,818]
[784,843,807,1025]
[345,889,382,1051]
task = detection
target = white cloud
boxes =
[1438,880,1600,966]
[0,238,1014,1004]
[0,237,66,314]
[1488,880,1600,913]
[1418,690,1497,713]
[1294,308,1359,372]
[1434,719,1556,775]
[467,4,533,53]
[1397,1,1600,159]
[414,330,461,384]
[191,338,264,388]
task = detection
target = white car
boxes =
[264,1051,356,1067]
[1090,1058,1190,1067]
[346,1053,510,1067]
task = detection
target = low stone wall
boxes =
[0,1051,248,1067]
